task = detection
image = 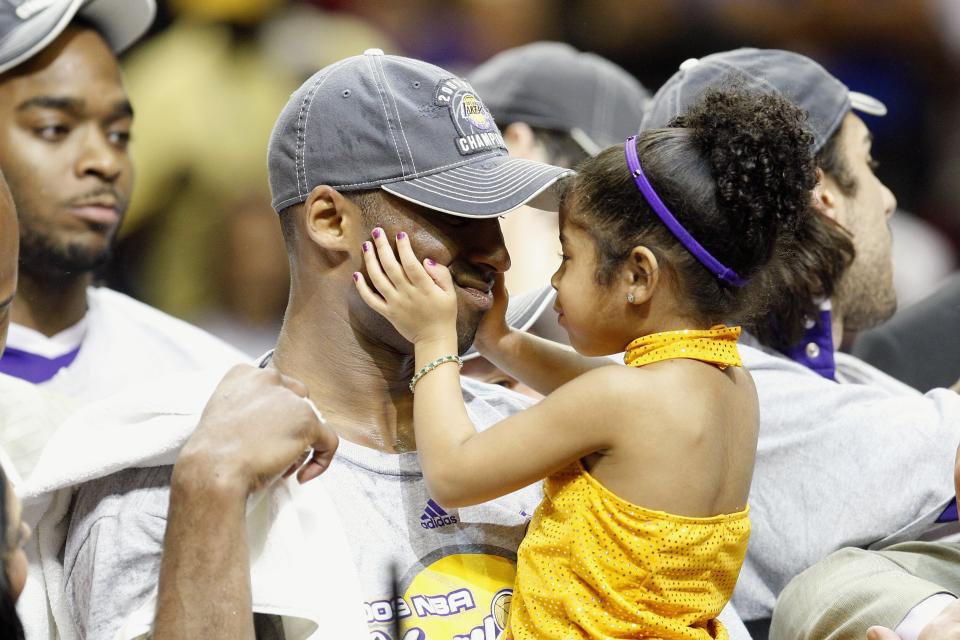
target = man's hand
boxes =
[156,365,338,639]
[950,377,960,394]
[868,598,960,640]
[175,364,339,496]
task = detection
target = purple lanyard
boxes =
[623,136,748,288]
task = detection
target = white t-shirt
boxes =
[1,287,244,403]
[0,373,75,481]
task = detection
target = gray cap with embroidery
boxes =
[268,48,573,217]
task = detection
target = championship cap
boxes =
[469,41,650,155]
[0,0,156,75]
[268,49,573,217]
[641,47,887,152]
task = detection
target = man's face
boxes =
[828,113,898,331]
[0,174,17,351]
[350,193,510,355]
[0,27,133,280]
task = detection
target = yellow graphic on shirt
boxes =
[366,553,516,640]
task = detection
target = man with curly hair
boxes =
[639,49,960,640]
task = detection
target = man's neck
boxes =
[829,297,844,352]
[11,270,91,337]
[272,304,420,454]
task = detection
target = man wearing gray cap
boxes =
[640,48,960,639]
[0,0,242,427]
[61,49,578,640]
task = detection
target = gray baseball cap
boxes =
[268,48,573,217]
[641,47,887,151]
[0,0,155,75]
[469,41,650,155]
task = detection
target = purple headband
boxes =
[623,135,748,288]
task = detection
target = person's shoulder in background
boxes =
[853,272,960,392]
[86,286,246,366]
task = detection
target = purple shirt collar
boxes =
[0,345,82,384]
[781,303,837,380]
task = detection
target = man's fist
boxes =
[175,364,339,496]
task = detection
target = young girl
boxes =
[353,88,815,639]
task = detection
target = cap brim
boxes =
[0,0,83,75]
[0,0,153,76]
[464,285,556,360]
[381,156,573,218]
[850,91,887,117]
[80,0,155,54]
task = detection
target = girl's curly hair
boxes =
[565,85,823,329]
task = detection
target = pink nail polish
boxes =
[352,272,360,282]
[397,231,406,240]
[426,258,436,266]
[372,228,382,239]
[362,242,369,252]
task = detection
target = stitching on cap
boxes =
[293,83,315,199]
[274,193,308,209]
[329,151,504,188]
[295,66,341,199]
[366,56,407,177]
[375,55,418,175]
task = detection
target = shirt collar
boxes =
[780,300,837,380]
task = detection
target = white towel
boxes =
[18,366,368,639]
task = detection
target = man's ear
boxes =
[302,185,357,251]
[812,167,843,224]
[502,122,539,160]
[624,245,659,305]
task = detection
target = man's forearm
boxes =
[154,462,255,640]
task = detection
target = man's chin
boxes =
[846,297,897,332]
[455,317,480,356]
[19,242,113,278]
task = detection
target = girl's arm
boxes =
[353,229,627,507]
[475,286,613,394]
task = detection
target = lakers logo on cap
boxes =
[460,94,492,130]
[435,78,505,156]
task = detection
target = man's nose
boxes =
[74,127,125,183]
[882,182,897,220]
[462,218,511,274]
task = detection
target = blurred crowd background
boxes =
[103,0,960,356]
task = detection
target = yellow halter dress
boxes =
[503,326,751,640]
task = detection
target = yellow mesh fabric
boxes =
[504,326,750,639]
[504,464,750,639]
[623,325,743,370]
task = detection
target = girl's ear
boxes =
[624,245,659,305]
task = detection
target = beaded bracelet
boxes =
[409,354,464,393]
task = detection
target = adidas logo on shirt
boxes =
[420,498,459,529]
